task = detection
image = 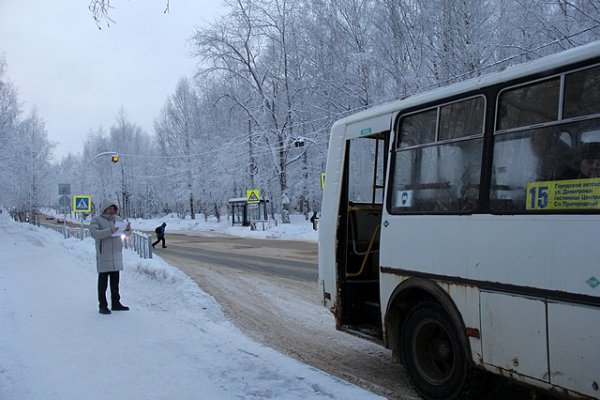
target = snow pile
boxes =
[131,213,318,242]
[45,209,319,242]
[0,214,379,400]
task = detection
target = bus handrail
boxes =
[346,223,381,278]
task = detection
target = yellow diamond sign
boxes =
[246,189,260,204]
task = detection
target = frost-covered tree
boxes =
[192,0,328,223]
[108,109,150,218]
[10,0,600,222]
[154,78,205,219]
[0,57,20,184]
[77,110,154,218]
[13,109,54,212]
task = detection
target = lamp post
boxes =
[80,151,120,193]
[291,136,327,155]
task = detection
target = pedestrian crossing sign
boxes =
[246,189,260,204]
[73,195,92,213]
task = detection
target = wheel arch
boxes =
[384,277,472,365]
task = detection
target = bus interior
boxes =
[336,132,388,340]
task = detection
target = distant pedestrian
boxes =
[89,199,131,315]
[310,212,319,231]
[152,222,167,248]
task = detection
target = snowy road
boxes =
[157,233,317,282]
[158,232,561,400]
[157,233,420,400]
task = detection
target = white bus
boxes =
[319,41,600,400]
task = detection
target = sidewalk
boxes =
[0,217,382,400]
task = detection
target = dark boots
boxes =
[98,271,128,314]
[99,304,129,314]
[99,306,111,315]
[99,303,129,314]
[112,303,130,311]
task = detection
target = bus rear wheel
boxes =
[401,302,477,400]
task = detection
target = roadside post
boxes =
[246,189,260,230]
[72,195,92,240]
[58,183,71,238]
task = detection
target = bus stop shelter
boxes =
[228,197,269,228]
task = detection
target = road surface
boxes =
[153,231,551,400]
[156,231,418,399]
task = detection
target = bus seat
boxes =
[348,205,381,255]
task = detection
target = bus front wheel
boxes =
[401,302,478,400]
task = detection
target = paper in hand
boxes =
[111,220,129,237]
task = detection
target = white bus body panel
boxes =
[379,214,600,395]
[379,214,599,295]
[480,292,548,380]
[548,302,600,398]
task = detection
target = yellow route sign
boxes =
[320,173,326,191]
[526,178,600,210]
[246,189,260,204]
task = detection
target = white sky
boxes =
[0,214,381,399]
[0,0,225,161]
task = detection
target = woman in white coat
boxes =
[89,199,130,315]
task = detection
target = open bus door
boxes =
[335,132,388,340]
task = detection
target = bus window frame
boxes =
[491,63,600,214]
[494,63,600,135]
[388,94,487,216]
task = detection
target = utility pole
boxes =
[248,119,255,188]
[189,190,195,220]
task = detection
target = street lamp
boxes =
[292,136,326,154]
[77,151,119,238]
[81,151,119,192]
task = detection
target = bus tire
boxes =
[401,302,479,400]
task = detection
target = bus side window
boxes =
[391,140,482,213]
[530,130,577,181]
[419,145,464,210]
[491,134,536,210]
[391,96,484,214]
[491,127,579,211]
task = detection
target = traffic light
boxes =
[111,154,119,163]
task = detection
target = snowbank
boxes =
[0,214,379,400]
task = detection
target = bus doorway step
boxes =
[342,324,383,342]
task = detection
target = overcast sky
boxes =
[0,0,225,161]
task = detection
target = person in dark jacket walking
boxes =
[152,222,167,248]
[310,212,319,231]
[89,199,131,315]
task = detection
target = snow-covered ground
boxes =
[132,213,319,242]
[0,212,381,400]
[49,209,319,242]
